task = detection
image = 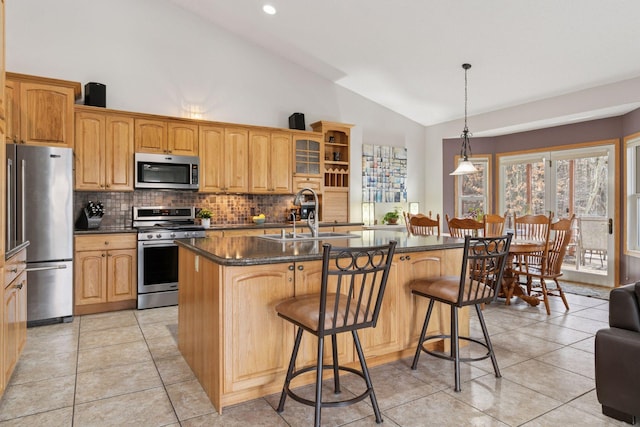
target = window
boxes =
[625,135,640,256]
[455,156,490,217]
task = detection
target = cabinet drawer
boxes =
[293,176,322,193]
[5,248,27,286]
[75,234,137,251]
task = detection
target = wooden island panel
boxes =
[178,242,465,413]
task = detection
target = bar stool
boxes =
[409,234,512,391]
[275,241,397,426]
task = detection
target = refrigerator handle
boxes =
[6,157,12,247]
[20,158,26,243]
[25,264,68,272]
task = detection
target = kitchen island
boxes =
[176,230,466,413]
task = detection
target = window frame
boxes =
[624,133,640,258]
[453,155,492,217]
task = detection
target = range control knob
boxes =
[170,233,176,238]
[147,234,153,239]
[156,234,162,239]
[184,232,191,237]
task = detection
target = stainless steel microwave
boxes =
[134,153,199,190]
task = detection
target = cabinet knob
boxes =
[104,241,109,245]
[399,256,405,261]
[405,255,411,260]
[297,265,304,271]
[102,253,106,257]
[15,282,24,289]
[288,265,294,271]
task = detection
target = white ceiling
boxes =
[169,0,640,132]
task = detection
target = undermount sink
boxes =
[260,232,358,242]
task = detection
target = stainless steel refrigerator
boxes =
[6,144,74,325]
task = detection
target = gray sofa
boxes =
[595,282,640,424]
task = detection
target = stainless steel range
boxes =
[133,206,206,309]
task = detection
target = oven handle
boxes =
[140,241,178,247]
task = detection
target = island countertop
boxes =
[175,229,465,266]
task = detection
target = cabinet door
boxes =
[293,136,322,176]
[3,270,25,383]
[107,249,136,302]
[223,264,294,392]
[74,250,108,306]
[358,260,402,356]
[199,125,225,192]
[322,190,349,222]
[0,0,5,121]
[248,130,270,193]
[270,132,293,194]
[398,251,446,347]
[294,260,354,368]
[168,121,198,156]
[135,118,167,153]
[105,114,134,191]
[75,111,105,190]
[20,82,75,147]
[5,80,18,143]
[224,127,249,193]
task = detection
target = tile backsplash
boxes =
[74,191,299,228]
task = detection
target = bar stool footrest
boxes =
[282,364,373,409]
[418,334,493,363]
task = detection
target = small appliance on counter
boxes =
[76,201,104,230]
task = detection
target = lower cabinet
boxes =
[3,247,27,394]
[178,246,464,412]
[74,234,137,315]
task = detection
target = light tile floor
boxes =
[0,293,629,426]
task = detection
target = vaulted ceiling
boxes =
[170,0,640,132]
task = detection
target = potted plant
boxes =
[383,209,400,225]
[196,208,213,228]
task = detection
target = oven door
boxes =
[137,240,179,294]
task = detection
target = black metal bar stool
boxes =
[275,241,396,426]
[409,234,512,391]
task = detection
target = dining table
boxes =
[500,239,547,306]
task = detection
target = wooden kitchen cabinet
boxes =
[75,109,134,191]
[199,125,249,193]
[3,246,27,390]
[248,130,292,194]
[223,263,295,393]
[5,73,81,148]
[0,0,5,121]
[168,121,198,156]
[74,234,137,315]
[311,121,353,222]
[135,118,198,155]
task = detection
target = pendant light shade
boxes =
[450,63,479,176]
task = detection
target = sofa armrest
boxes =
[609,283,640,332]
[595,327,640,418]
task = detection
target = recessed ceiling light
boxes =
[263,4,276,15]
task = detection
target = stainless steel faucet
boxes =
[293,187,319,237]
[290,211,297,237]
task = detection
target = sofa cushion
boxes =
[609,283,640,332]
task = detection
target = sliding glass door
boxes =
[498,145,616,286]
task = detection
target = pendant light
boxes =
[450,63,479,175]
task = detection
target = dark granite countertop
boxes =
[74,227,137,235]
[74,223,362,235]
[5,241,30,260]
[206,222,364,231]
[175,230,465,266]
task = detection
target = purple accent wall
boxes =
[442,109,640,286]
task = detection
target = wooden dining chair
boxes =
[484,212,507,237]
[275,241,397,426]
[514,213,553,240]
[409,234,513,391]
[409,213,440,237]
[510,215,574,314]
[446,214,484,238]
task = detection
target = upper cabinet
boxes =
[248,130,292,194]
[5,73,81,148]
[310,121,353,222]
[75,109,134,191]
[0,0,5,121]
[134,118,198,156]
[199,125,249,193]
